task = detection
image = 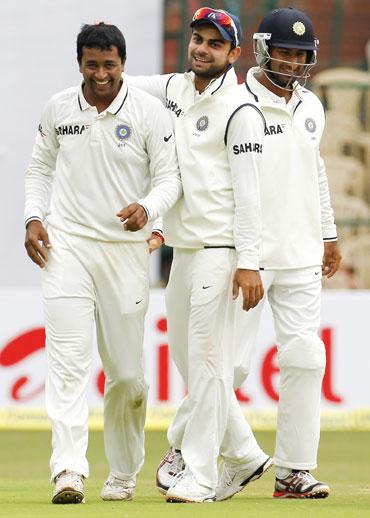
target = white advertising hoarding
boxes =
[1,289,370,429]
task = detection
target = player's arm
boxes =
[141,100,182,217]
[317,153,341,277]
[124,73,174,104]
[118,100,181,231]
[226,103,265,311]
[24,99,59,267]
[315,103,341,277]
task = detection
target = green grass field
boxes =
[1,430,369,517]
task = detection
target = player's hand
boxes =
[117,203,148,231]
[232,269,264,311]
[24,220,51,268]
[322,241,342,278]
[147,233,163,253]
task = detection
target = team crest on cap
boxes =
[196,115,209,132]
[292,21,306,36]
[305,118,316,133]
[115,124,131,141]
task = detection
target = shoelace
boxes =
[283,471,314,490]
[105,475,133,489]
[56,471,83,489]
[168,469,187,489]
[165,450,184,473]
[296,471,315,484]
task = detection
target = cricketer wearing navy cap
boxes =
[190,6,243,48]
[253,6,319,90]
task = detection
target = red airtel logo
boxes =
[0,323,342,404]
[0,328,45,401]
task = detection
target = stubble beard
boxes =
[191,61,228,80]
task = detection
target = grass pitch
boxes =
[0,430,369,517]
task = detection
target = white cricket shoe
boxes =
[100,473,136,501]
[52,470,85,504]
[166,469,216,503]
[216,454,273,501]
[273,470,330,498]
[156,447,185,494]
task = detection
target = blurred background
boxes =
[1,0,370,430]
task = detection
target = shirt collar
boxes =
[78,79,128,115]
[246,67,303,108]
[185,66,238,96]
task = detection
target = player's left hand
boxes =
[232,269,264,311]
[117,203,148,231]
[322,241,342,278]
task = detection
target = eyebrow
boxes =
[85,59,117,64]
[192,31,226,45]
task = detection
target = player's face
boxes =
[79,46,124,105]
[268,47,308,88]
[188,25,240,80]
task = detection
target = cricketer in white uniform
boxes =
[24,23,181,504]
[216,7,342,500]
[128,7,272,503]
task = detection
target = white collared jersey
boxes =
[241,68,337,270]
[126,69,265,269]
[25,81,181,242]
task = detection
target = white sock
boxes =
[275,467,292,479]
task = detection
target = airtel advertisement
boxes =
[1,289,370,429]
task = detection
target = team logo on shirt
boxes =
[196,115,209,132]
[115,124,131,142]
[305,118,316,133]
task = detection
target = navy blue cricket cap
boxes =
[258,7,317,50]
[190,7,243,47]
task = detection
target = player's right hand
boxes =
[147,233,163,253]
[24,220,51,268]
[232,269,264,311]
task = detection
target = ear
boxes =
[228,45,241,64]
[78,58,82,73]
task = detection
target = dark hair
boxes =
[77,23,126,63]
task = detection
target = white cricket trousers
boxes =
[232,267,326,470]
[165,248,264,489]
[42,226,149,480]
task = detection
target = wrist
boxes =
[152,230,165,244]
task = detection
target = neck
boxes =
[194,76,213,93]
[193,67,228,93]
[255,70,293,102]
[83,81,122,113]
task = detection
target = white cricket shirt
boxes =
[25,80,181,242]
[127,68,265,270]
[243,67,338,269]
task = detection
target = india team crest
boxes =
[196,115,209,132]
[305,118,317,133]
[292,21,306,36]
[115,124,131,141]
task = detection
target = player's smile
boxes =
[94,79,110,85]
[193,55,211,63]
